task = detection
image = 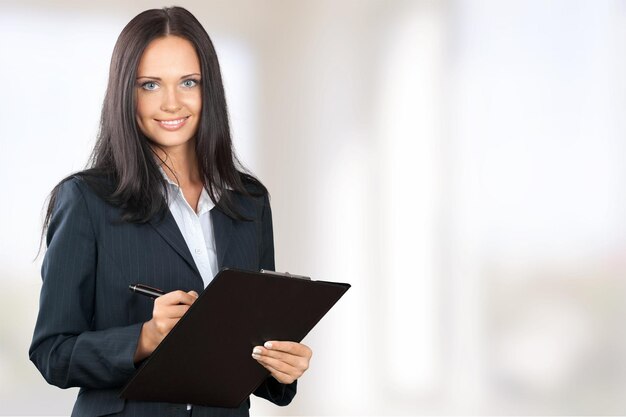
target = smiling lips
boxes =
[156,116,190,131]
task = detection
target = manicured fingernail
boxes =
[253,347,262,355]
[264,342,273,349]
[252,353,260,359]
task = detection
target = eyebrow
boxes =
[136,73,201,80]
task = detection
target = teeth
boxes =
[160,118,186,125]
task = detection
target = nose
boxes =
[160,86,182,113]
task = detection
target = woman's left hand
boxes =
[251,341,312,384]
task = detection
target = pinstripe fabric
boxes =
[29,176,297,417]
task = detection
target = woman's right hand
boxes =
[133,290,199,364]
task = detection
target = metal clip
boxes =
[260,269,311,280]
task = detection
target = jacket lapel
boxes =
[148,210,202,280]
[211,207,234,269]
[148,206,235,277]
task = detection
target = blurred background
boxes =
[1,0,626,415]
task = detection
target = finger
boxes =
[252,346,303,368]
[153,318,181,336]
[155,304,190,319]
[264,341,312,358]
[167,304,192,318]
[188,290,199,299]
[160,290,197,306]
[259,361,297,385]
[252,352,299,376]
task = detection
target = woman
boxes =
[29,6,312,417]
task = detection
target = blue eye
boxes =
[141,81,158,91]
[182,79,199,88]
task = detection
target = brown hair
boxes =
[41,6,264,243]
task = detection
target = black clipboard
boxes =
[119,268,351,407]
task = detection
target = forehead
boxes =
[136,35,200,76]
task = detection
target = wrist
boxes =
[133,320,158,364]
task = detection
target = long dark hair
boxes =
[40,6,265,249]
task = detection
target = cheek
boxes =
[135,96,152,120]
[135,98,153,136]
[182,91,202,114]
[136,95,160,131]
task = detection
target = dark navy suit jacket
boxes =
[29,176,297,417]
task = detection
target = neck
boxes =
[151,141,202,186]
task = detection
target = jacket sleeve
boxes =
[252,191,298,406]
[29,178,143,389]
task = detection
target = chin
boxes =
[148,132,196,148]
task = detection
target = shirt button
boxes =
[195,249,202,254]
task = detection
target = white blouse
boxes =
[158,165,218,288]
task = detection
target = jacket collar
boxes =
[147,201,235,282]
[147,210,202,282]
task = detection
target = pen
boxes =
[129,283,166,299]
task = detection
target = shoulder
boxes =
[53,174,108,206]
[50,171,116,222]
[46,172,126,245]
[52,176,89,209]
[234,172,271,209]
[220,172,270,221]
[45,177,96,244]
[238,172,269,198]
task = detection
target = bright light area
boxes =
[2,1,626,415]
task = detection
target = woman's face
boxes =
[135,35,202,152]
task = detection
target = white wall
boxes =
[1,0,626,415]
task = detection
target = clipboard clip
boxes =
[260,269,311,280]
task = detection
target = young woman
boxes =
[29,7,312,416]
